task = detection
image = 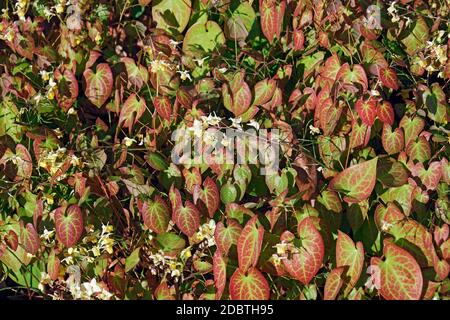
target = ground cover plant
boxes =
[0,0,449,300]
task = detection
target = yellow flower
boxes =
[95,33,102,44]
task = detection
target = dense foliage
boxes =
[0,0,449,300]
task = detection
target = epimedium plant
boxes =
[0,0,449,300]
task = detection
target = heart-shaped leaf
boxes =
[329,157,378,203]
[377,101,395,125]
[119,94,147,133]
[153,95,172,122]
[55,68,78,112]
[259,0,285,44]
[213,250,227,300]
[382,124,404,155]
[193,177,220,218]
[253,79,276,106]
[406,136,431,162]
[229,267,269,300]
[222,70,252,116]
[379,67,399,90]
[336,63,368,91]
[355,97,377,126]
[282,217,324,285]
[140,196,171,234]
[173,200,200,237]
[324,267,344,300]
[214,219,242,255]
[47,249,60,281]
[237,215,264,272]
[371,242,423,300]
[83,63,113,108]
[411,161,442,191]
[54,205,84,248]
[336,231,364,296]
[20,222,40,255]
[400,115,425,146]
[121,57,148,90]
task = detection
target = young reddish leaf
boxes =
[214,219,242,255]
[336,63,368,91]
[193,177,220,218]
[182,167,202,194]
[14,144,32,181]
[222,71,252,116]
[355,97,377,126]
[379,67,399,90]
[54,205,84,248]
[371,242,423,300]
[400,116,425,146]
[324,267,345,300]
[320,53,341,81]
[121,57,148,89]
[406,136,431,162]
[336,231,364,296]
[434,224,449,247]
[283,217,324,285]
[83,63,113,108]
[350,119,371,149]
[237,215,264,272]
[329,157,378,203]
[4,230,18,251]
[140,196,171,234]
[55,68,79,112]
[320,98,343,136]
[292,28,304,50]
[47,249,60,281]
[259,0,285,44]
[410,161,442,191]
[173,200,200,237]
[360,42,388,75]
[382,124,404,155]
[252,79,276,106]
[176,87,193,109]
[433,256,450,281]
[20,222,40,255]
[213,250,227,300]
[153,95,172,122]
[377,101,395,125]
[229,267,270,300]
[169,184,183,210]
[154,281,176,300]
[119,94,147,133]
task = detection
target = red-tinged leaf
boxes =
[55,68,79,112]
[237,215,264,272]
[433,257,449,281]
[314,84,331,127]
[336,63,368,91]
[169,184,182,210]
[214,219,242,255]
[119,94,147,132]
[47,249,60,281]
[154,281,176,300]
[194,177,220,218]
[317,190,342,214]
[377,101,395,125]
[379,67,399,90]
[441,158,450,184]
[324,267,345,300]
[54,205,84,248]
[229,267,270,300]
[83,63,113,108]
[406,136,431,162]
[176,87,192,109]
[222,71,252,116]
[140,196,170,234]
[20,222,40,255]
[292,28,304,50]
[411,161,442,191]
[182,167,202,194]
[336,231,364,296]
[14,144,32,181]
[153,95,172,122]
[355,97,377,126]
[372,242,423,300]
[320,53,341,81]
[320,98,343,136]
[434,224,449,246]
[283,217,324,285]
[360,42,388,75]
[173,200,200,237]
[350,118,371,149]
[329,157,378,203]
[441,239,450,261]
[4,230,18,251]
[400,116,425,146]
[121,57,148,89]
[213,250,227,300]
[382,124,404,155]
[259,0,285,44]
[252,79,276,106]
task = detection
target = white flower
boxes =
[381,221,393,232]
[201,113,222,127]
[248,120,260,130]
[218,67,228,73]
[203,130,217,145]
[177,69,192,81]
[229,117,242,130]
[48,77,57,88]
[274,242,288,255]
[309,125,320,135]
[169,39,182,48]
[194,57,208,67]
[123,137,136,147]
[188,119,203,138]
[40,70,50,81]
